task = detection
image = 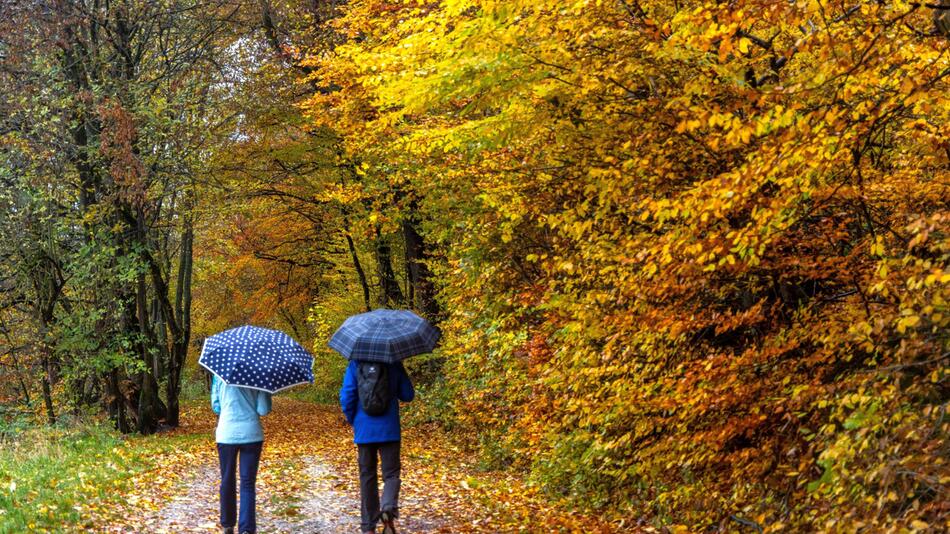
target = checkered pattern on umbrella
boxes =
[328,309,440,363]
[199,325,314,394]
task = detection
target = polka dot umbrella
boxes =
[199,325,314,394]
[328,309,441,364]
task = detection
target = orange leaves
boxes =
[98,99,147,208]
[290,0,950,530]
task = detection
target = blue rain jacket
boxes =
[339,360,414,444]
[211,374,273,444]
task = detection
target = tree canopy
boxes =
[1,0,948,530]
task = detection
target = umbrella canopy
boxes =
[328,309,440,363]
[199,325,314,394]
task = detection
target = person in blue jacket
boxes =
[340,360,415,534]
[211,374,272,534]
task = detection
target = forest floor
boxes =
[82,398,624,533]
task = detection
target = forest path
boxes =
[131,451,446,533]
[93,399,465,533]
[90,398,618,533]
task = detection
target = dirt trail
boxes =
[130,453,449,533]
[135,457,356,533]
[99,399,456,533]
[95,398,617,533]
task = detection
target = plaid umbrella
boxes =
[199,325,314,393]
[328,309,440,363]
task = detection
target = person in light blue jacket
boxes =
[211,374,272,534]
[340,360,414,534]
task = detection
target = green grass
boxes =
[0,423,142,533]
[0,411,210,533]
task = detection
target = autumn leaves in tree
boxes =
[1,0,947,530]
[299,0,949,530]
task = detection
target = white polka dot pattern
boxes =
[198,325,315,393]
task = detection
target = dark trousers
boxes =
[217,441,263,533]
[358,441,401,532]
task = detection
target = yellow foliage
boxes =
[301,0,950,529]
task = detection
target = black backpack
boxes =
[357,362,391,416]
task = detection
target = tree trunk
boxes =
[402,213,440,319]
[135,271,161,434]
[136,370,160,434]
[166,221,193,427]
[152,294,166,380]
[375,226,405,308]
[35,310,56,425]
[106,369,130,433]
[165,345,183,427]
[41,360,55,425]
[343,216,371,312]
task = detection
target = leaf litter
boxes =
[87,398,625,533]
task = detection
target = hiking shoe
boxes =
[380,511,397,534]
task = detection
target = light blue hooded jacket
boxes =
[211,375,273,444]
